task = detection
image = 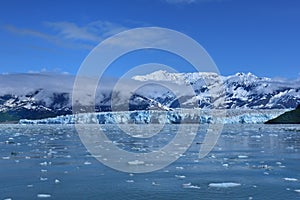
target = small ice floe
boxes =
[152,181,160,186]
[5,140,14,144]
[238,155,248,159]
[55,179,60,184]
[269,134,278,137]
[258,164,272,170]
[37,194,51,198]
[84,161,92,165]
[294,189,300,193]
[222,164,229,167]
[3,197,12,200]
[276,162,282,165]
[145,163,154,167]
[128,160,145,165]
[208,182,241,188]
[283,178,298,182]
[175,175,186,179]
[40,177,48,181]
[251,135,262,139]
[27,184,33,188]
[2,156,10,160]
[182,183,200,189]
[41,169,47,173]
[39,162,48,166]
[25,156,31,159]
[286,146,294,150]
[176,166,184,170]
[126,180,134,183]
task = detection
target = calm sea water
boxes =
[0,124,300,199]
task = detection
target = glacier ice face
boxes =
[19,109,287,125]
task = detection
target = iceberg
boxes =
[208,182,241,188]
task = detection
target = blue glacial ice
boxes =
[19,109,287,125]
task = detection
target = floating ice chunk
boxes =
[126,180,134,183]
[55,179,60,184]
[175,175,186,179]
[283,178,298,182]
[295,189,300,193]
[2,156,10,160]
[3,198,12,200]
[84,161,92,165]
[176,166,184,170]
[182,183,201,189]
[208,182,241,188]
[238,155,248,159]
[128,160,145,165]
[258,164,272,170]
[222,164,229,167]
[152,181,160,186]
[286,146,294,150]
[40,177,48,181]
[37,194,51,198]
[27,184,33,187]
[40,162,48,166]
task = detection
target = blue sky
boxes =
[0,0,299,78]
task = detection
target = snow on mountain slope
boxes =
[0,71,299,122]
[132,70,300,109]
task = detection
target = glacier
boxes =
[19,109,287,125]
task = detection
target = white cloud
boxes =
[4,25,94,50]
[45,20,128,42]
[5,20,129,49]
[27,67,70,74]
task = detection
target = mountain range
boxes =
[0,71,299,122]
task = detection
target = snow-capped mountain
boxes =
[132,70,300,109]
[0,71,299,122]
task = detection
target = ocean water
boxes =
[0,124,300,199]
